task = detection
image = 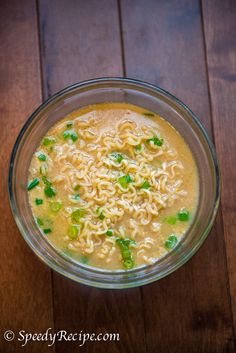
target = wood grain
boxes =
[0,0,54,352]
[120,0,234,352]
[202,0,236,338]
[38,1,146,352]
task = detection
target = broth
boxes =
[27,103,199,270]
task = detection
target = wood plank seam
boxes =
[200,0,236,349]
[35,0,56,344]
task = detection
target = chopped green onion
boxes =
[36,217,43,226]
[106,229,114,236]
[141,180,151,189]
[147,136,164,146]
[43,136,56,146]
[80,255,89,264]
[63,129,78,142]
[124,258,135,269]
[110,152,124,163]
[74,184,80,191]
[71,208,86,222]
[178,209,190,221]
[35,198,43,205]
[49,200,62,212]
[37,152,47,161]
[99,213,105,220]
[143,112,155,117]
[165,216,177,225]
[27,178,40,191]
[71,194,80,201]
[40,163,48,175]
[42,176,51,186]
[68,225,80,239]
[44,186,56,198]
[96,207,105,220]
[134,144,142,152]
[66,121,73,128]
[43,228,52,234]
[165,235,178,250]
[116,238,135,270]
[118,174,133,188]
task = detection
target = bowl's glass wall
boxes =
[9,78,219,288]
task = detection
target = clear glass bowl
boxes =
[8,78,220,289]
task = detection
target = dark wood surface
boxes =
[0,1,235,352]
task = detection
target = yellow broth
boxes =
[28,103,199,270]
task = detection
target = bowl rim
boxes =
[8,77,220,288]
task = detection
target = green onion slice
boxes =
[110,152,124,163]
[165,216,177,225]
[177,209,190,221]
[36,217,43,226]
[27,178,40,191]
[71,194,80,201]
[141,180,151,189]
[71,208,86,223]
[68,225,80,239]
[96,207,105,220]
[165,235,178,250]
[49,200,62,212]
[116,238,135,270]
[147,136,164,146]
[134,144,142,152]
[118,174,133,188]
[35,198,43,205]
[63,129,78,142]
[44,186,56,197]
[43,136,56,146]
[43,228,52,234]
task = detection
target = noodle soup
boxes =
[27,103,199,270]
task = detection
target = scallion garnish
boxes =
[177,209,190,221]
[37,152,47,161]
[63,129,78,142]
[110,152,124,163]
[134,144,142,152]
[71,194,80,201]
[96,207,105,220]
[116,238,135,270]
[36,217,43,226]
[80,255,89,264]
[71,208,86,223]
[66,121,73,128]
[140,180,151,189]
[165,235,178,250]
[165,216,177,225]
[35,198,43,205]
[147,136,164,146]
[118,174,133,188]
[68,225,80,239]
[106,229,114,236]
[39,163,48,176]
[43,228,52,234]
[43,136,56,146]
[27,178,40,191]
[44,186,56,197]
[49,201,62,212]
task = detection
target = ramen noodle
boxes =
[27,103,199,270]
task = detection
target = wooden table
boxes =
[0,1,235,352]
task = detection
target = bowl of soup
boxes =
[9,78,220,288]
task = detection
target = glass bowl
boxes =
[8,77,220,289]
